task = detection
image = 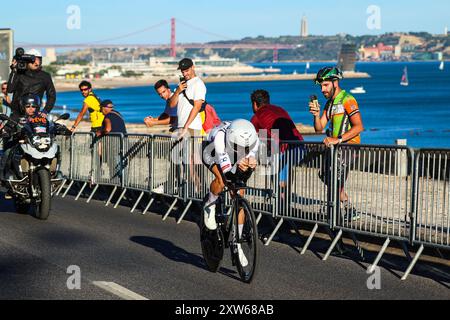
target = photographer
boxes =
[7,48,56,121]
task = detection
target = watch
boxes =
[338,135,343,143]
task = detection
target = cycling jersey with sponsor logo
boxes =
[324,90,361,144]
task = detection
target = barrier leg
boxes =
[56,179,67,196]
[130,191,145,213]
[114,188,127,209]
[177,200,192,224]
[350,233,365,261]
[322,229,343,261]
[256,213,263,226]
[106,186,118,207]
[368,237,390,274]
[87,184,99,203]
[162,198,178,221]
[142,197,154,215]
[75,182,88,201]
[62,180,74,198]
[401,244,424,281]
[264,218,284,246]
[301,223,318,255]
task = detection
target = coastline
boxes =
[54,72,370,93]
[64,119,317,136]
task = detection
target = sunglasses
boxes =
[1,87,7,91]
[80,88,89,92]
[25,105,37,109]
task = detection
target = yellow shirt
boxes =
[84,93,104,128]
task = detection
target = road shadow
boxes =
[130,236,207,270]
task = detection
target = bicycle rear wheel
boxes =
[232,197,258,283]
[200,197,224,273]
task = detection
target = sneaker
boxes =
[203,203,217,230]
[152,185,164,194]
[342,205,360,221]
[237,244,248,267]
[4,190,13,200]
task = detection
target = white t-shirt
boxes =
[177,77,205,130]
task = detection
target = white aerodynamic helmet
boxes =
[226,119,258,153]
[25,48,42,57]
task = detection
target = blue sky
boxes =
[4,0,449,45]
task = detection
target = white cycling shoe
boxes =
[237,243,248,267]
[203,204,217,230]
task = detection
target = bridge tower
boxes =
[273,45,279,63]
[170,18,176,58]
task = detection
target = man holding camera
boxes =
[7,48,56,121]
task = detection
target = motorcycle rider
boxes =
[0,94,42,199]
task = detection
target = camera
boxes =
[14,48,36,72]
[179,76,186,83]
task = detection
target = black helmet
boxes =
[314,66,343,84]
[20,93,41,114]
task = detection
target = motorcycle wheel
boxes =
[34,169,51,220]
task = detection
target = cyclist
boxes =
[202,119,259,266]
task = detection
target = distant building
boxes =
[300,15,308,37]
[338,43,356,72]
[0,29,13,83]
[445,26,448,36]
[43,48,57,66]
[359,42,395,60]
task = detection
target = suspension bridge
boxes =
[16,18,298,62]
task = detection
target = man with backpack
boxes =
[168,58,220,137]
[71,80,104,134]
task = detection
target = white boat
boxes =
[350,86,366,94]
[305,62,310,74]
[439,61,444,71]
[400,67,409,86]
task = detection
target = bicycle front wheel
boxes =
[233,197,259,283]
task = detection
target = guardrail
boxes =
[55,133,450,280]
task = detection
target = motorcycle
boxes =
[0,112,71,219]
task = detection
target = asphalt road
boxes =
[0,189,449,300]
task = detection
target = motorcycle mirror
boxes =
[56,113,70,121]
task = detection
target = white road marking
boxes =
[93,281,149,300]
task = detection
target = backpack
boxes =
[183,91,221,133]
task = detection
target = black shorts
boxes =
[319,148,358,188]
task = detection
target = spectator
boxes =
[98,100,127,136]
[1,82,12,116]
[250,89,304,188]
[309,66,364,220]
[168,58,205,137]
[71,81,104,134]
[144,79,178,132]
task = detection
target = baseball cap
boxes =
[177,58,194,70]
[100,99,114,108]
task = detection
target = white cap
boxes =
[25,48,42,57]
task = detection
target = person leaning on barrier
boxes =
[7,49,56,121]
[97,100,127,137]
[144,79,178,132]
[250,89,304,189]
[309,66,364,218]
[71,81,104,134]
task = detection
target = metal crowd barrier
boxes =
[56,133,450,280]
[333,144,413,241]
[412,149,450,249]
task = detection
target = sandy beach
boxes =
[54,72,370,93]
